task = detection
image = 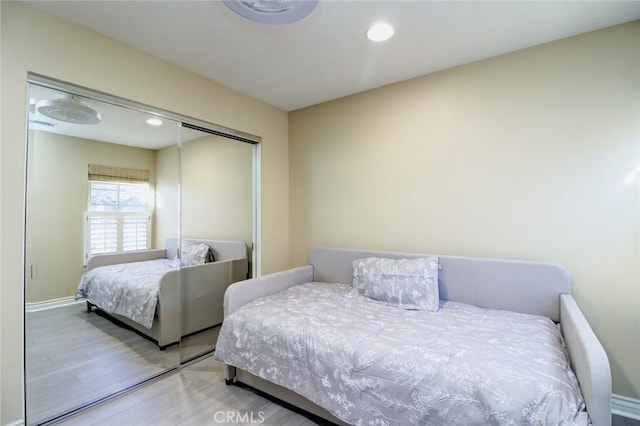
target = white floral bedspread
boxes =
[76,259,177,329]
[215,282,588,426]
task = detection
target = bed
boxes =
[215,247,612,426]
[77,237,249,349]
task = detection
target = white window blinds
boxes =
[84,165,151,262]
[85,212,150,259]
[122,215,149,252]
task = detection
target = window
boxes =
[84,165,151,261]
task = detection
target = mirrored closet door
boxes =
[178,124,255,363]
[24,81,184,425]
[24,81,185,424]
[24,76,260,425]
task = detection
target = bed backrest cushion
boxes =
[165,237,247,261]
[310,247,571,322]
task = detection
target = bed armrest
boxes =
[560,294,611,426]
[223,265,314,316]
[181,257,248,281]
[87,249,167,271]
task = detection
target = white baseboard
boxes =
[612,394,640,421]
[5,419,25,426]
[25,296,82,313]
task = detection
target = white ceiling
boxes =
[29,84,204,148]
[25,0,640,112]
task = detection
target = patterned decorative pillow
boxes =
[350,256,440,311]
[181,242,212,266]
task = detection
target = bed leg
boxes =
[224,365,236,385]
[86,301,93,313]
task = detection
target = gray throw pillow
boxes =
[350,256,440,311]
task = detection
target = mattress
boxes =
[76,258,177,329]
[215,282,588,425]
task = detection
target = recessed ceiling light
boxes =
[146,118,163,126]
[366,22,394,42]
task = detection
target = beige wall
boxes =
[0,1,3,419]
[0,2,289,423]
[25,131,157,303]
[154,134,253,250]
[290,21,640,399]
[181,135,254,246]
[154,145,181,250]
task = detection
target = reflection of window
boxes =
[88,181,148,213]
[84,165,151,262]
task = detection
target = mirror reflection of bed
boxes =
[80,238,249,350]
[24,82,255,425]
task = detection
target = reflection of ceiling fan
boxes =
[34,93,101,125]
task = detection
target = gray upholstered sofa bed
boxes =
[83,237,248,349]
[219,247,611,426]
